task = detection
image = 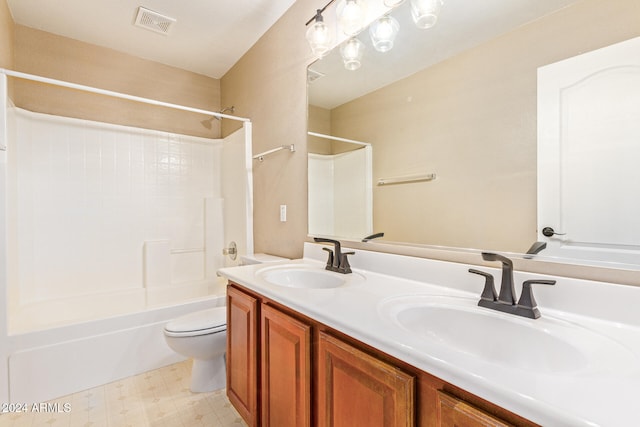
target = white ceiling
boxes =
[7,0,296,78]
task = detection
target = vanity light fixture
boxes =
[369,15,399,53]
[336,0,368,36]
[340,37,365,70]
[306,8,334,58]
[410,0,444,29]
[306,0,444,67]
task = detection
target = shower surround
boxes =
[7,107,234,330]
[0,71,253,403]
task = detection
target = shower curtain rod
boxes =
[0,69,250,123]
[307,131,370,146]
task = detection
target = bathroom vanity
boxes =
[218,243,640,427]
[225,283,532,427]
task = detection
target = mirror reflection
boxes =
[308,132,373,240]
[307,0,640,267]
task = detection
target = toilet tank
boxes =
[240,253,289,265]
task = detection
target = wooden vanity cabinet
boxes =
[260,304,311,427]
[227,284,312,427]
[226,285,259,427]
[317,330,415,427]
[226,283,537,427]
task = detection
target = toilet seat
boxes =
[164,307,227,337]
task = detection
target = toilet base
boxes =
[190,354,226,392]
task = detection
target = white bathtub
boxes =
[9,279,225,334]
[5,279,227,403]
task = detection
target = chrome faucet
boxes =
[313,237,354,274]
[469,252,555,319]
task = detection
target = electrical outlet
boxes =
[280,205,287,222]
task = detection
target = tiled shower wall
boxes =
[7,108,223,305]
[308,149,371,240]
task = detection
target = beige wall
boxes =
[221,0,325,259]
[307,104,332,154]
[12,25,221,138]
[0,0,13,70]
[318,0,640,253]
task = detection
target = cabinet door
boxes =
[261,304,311,427]
[438,391,513,427]
[227,286,259,427]
[317,331,415,427]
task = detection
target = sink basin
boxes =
[258,265,347,289]
[378,295,637,375]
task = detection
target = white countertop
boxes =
[218,243,640,427]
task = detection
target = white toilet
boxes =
[163,253,288,392]
[163,306,227,392]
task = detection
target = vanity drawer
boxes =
[438,390,514,427]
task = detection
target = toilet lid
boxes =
[164,307,226,336]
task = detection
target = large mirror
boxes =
[307,0,640,268]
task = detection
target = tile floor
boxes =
[0,360,247,427]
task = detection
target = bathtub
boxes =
[5,278,227,404]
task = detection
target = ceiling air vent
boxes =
[307,69,325,83]
[134,7,176,36]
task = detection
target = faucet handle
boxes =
[338,251,355,274]
[469,269,498,305]
[516,279,556,319]
[322,247,334,271]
